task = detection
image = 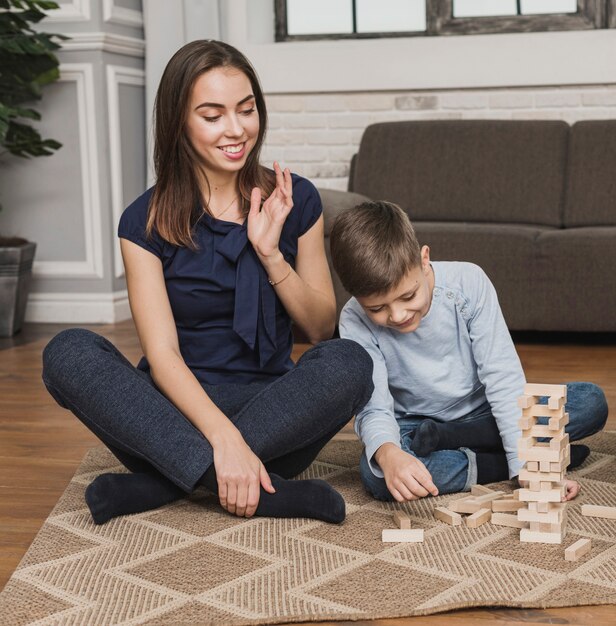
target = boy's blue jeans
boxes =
[360,382,608,501]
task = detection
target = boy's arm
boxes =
[339,303,401,478]
[466,267,526,478]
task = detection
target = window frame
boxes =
[274,0,615,41]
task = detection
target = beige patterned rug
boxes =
[1,432,616,625]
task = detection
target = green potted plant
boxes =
[0,0,64,336]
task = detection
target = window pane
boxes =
[286,0,353,35]
[453,0,517,18]
[520,0,577,14]
[356,0,426,33]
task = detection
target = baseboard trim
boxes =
[25,290,130,324]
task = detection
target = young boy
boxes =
[330,201,608,503]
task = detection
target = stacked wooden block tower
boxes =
[516,383,570,544]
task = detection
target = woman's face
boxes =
[185,66,260,178]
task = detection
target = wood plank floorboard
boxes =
[1,320,615,625]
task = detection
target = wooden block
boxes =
[492,499,526,512]
[382,528,424,542]
[548,412,569,431]
[529,481,542,491]
[466,508,492,528]
[564,538,592,561]
[550,460,566,472]
[491,512,529,529]
[512,489,520,500]
[434,506,462,526]
[537,501,550,513]
[471,484,495,496]
[448,496,482,514]
[524,424,556,438]
[540,460,552,472]
[550,433,570,451]
[517,394,535,409]
[518,469,564,483]
[518,445,562,463]
[474,490,506,505]
[525,404,565,419]
[518,485,565,503]
[581,504,616,520]
[393,511,411,529]
[519,416,533,430]
[520,528,564,544]
[548,395,565,410]
[524,383,567,399]
[526,461,539,472]
[518,502,567,524]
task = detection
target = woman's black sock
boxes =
[410,418,503,456]
[199,467,345,524]
[85,472,185,525]
[475,451,510,484]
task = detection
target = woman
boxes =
[42,40,373,524]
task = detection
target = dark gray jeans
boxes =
[42,329,374,492]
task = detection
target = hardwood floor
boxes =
[1,320,615,625]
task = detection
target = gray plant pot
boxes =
[0,241,36,337]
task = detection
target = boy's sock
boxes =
[85,472,185,525]
[475,451,510,484]
[410,417,502,457]
[569,444,590,468]
[199,467,345,524]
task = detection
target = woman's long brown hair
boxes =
[147,40,275,248]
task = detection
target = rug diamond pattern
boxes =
[1,434,616,625]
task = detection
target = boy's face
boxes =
[356,245,434,334]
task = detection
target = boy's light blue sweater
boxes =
[339,261,526,479]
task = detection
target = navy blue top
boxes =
[118,174,322,385]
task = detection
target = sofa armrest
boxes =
[317,188,372,323]
[317,188,372,236]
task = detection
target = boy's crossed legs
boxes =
[360,382,608,501]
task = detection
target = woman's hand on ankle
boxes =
[375,443,439,501]
[211,428,275,517]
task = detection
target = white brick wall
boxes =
[262,85,616,191]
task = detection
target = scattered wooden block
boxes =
[520,528,564,544]
[448,496,482,515]
[474,490,506,505]
[434,506,462,526]
[524,383,567,399]
[471,484,495,496]
[491,512,529,529]
[382,528,424,542]
[492,499,526,513]
[393,511,411,529]
[466,508,492,528]
[564,538,592,561]
[581,504,616,520]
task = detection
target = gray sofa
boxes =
[320,120,616,332]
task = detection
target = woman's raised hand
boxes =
[212,428,275,517]
[247,162,293,259]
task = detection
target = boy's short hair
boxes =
[330,201,421,297]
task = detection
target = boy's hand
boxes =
[562,479,580,501]
[375,443,439,502]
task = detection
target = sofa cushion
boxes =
[533,227,616,331]
[413,222,546,330]
[351,120,568,227]
[318,188,372,236]
[564,121,616,227]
